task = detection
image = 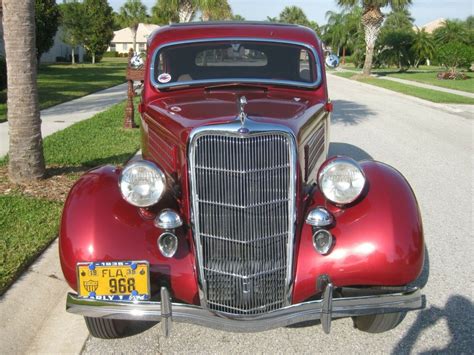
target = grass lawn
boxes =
[0,100,140,294]
[381,71,474,94]
[332,72,474,105]
[0,58,127,123]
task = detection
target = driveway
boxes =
[77,75,474,353]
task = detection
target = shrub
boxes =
[437,41,474,74]
[103,51,119,58]
[83,50,103,63]
[0,56,6,91]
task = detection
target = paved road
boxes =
[83,75,473,354]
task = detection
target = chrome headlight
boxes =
[318,157,366,205]
[119,160,166,207]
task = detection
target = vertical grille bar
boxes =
[190,131,296,315]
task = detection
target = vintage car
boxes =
[60,22,425,339]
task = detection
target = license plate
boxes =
[77,261,150,301]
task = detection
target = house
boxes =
[108,23,159,54]
[40,27,85,63]
[414,18,446,34]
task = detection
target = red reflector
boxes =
[138,103,144,113]
[325,101,333,112]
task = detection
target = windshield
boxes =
[152,40,320,89]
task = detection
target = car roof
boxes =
[147,21,320,50]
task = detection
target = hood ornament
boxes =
[237,96,248,125]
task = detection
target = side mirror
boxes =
[325,54,340,69]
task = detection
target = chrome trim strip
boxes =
[187,120,298,313]
[66,287,424,333]
[149,38,323,90]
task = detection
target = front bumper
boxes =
[66,284,425,335]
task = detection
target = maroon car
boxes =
[60,22,425,339]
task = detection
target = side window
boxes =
[299,49,312,82]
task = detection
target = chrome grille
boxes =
[190,132,295,315]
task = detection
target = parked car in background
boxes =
[60,22,425,339]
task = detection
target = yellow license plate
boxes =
[77,261,150,301]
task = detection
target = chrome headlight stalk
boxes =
[119,160,166,207]
[318,156,366,206]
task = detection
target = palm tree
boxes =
[433,20,469,45]
[325,10,346,56]
[2,0,45,182]
[119,0,147,52]
[152,0,232,24]
[411,28,435,67]
[336,0,412,76]
[324,8,361,63]
[279,6,310,26]
[200,0,232,21]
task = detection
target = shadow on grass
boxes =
[44,152,137,179]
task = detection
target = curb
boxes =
[0,239,89,354]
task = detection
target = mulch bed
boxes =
[0,166,89,202]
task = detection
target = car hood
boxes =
[145,89,324,140]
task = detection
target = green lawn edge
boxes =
[0,58,128,123]
[0,99,140,294]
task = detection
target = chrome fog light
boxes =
[313,230,334,255]
[155,209,183,230]
[158,232,178,258]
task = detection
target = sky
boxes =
[108,0,473,26]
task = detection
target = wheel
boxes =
[353,312,406,333]
[84,317,130,339]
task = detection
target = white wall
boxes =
[40,27,84,63]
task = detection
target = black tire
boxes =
[84,317,129,339]
[353,312,406,333]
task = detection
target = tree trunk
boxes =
[92,53,95,64]
[3,0,45,182]
[361,7,384,76]
[342,47,346,65]
[132,27,137,53]
[71,47,75,64]
[178,2,195,22]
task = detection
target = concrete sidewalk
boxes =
[376,75,474,99]
[0,83,128,157]
[0,240,89,354]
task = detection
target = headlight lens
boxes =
[318,157,366,205]
[119,160,166,207]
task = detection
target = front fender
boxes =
[59,165,199,305]
[293,161,424,303]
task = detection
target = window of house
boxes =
[109,43,116,51]
[122,43,128,51]
[139,43,145,51]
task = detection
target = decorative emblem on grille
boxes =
[237,96,248,125]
